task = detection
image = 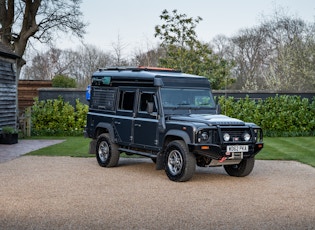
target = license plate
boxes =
[227,145,248,152]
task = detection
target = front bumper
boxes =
[189,142,264,160]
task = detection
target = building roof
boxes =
[0,41,20,59]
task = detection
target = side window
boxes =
[118,91,135,111]
[139,92,157,113]
[90,87,116,111]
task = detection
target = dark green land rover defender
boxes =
[85,67,263,182]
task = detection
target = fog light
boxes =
[223,133,230,142]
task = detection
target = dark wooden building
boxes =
[0,42,20,129]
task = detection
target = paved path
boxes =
[0,139,64,163]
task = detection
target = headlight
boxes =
[243,132,251,141]
[201,132,209,141]
[223,133,230,142]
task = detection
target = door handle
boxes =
[135,124,141,127]
[114,121,121,125]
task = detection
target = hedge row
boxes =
[31,97,88,136]
[218,95,315,136]
[30,95,315,137]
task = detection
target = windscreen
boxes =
[161,88,215,110]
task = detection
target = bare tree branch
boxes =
[0,0,87,76]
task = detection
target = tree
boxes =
[111,34,129,66]
[131,38,164,67]
[154,9,202,71]
[230,27,270,90]
[67,44,115,87]
[23,44,115,88]
[0,0,87,76]
[52,74,76,88]
[218,7,315,91]
[260,13,315,91]
[23,48,74,80]
[132,46,164,67]
[154,9,234,89]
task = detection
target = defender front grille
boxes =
[219,128,252,143]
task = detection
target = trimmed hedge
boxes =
[218,95,315,137]
[30,95,315,137]
[31,97,88,136]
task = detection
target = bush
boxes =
[31,97,88,136]
[52,74,77,88]
[31,95,315,137]
[218,95,315,137]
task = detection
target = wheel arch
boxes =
[95,122,115,141]
[163,130,191,148]
[156,130,192,170]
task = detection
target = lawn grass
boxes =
[257,137,315,167]
[26,136,315,167]
[26,136,91,157]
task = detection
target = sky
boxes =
[56,0,315,55]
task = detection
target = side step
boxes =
[118,147,164,170]
[118,147,157,159]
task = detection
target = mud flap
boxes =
[89,139,97,154]
[155,151,164,170]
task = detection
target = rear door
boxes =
[114,88,136,144]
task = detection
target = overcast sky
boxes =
[56,0,315,54]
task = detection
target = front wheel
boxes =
[224,157,255,177]
[165,140,196,182]
[96,133,119,167]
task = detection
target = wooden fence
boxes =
[18,80,52,113]
[18,80,52,136]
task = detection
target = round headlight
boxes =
[243,132,251,141]
[223,133,230,142]
[201,132,209,141]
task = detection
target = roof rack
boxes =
[98,66,181,73]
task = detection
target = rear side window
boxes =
[90,87,116,111]
[118,91,135,111]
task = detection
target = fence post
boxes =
[25,107,31,137]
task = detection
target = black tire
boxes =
[96,133,119,167]
[164,140,196,182]
[224,157,255,177]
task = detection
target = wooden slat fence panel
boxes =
[18,80,52,113]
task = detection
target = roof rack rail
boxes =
[98,66,130,71]
[98,66,181,73]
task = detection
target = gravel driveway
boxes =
[1,156,314,229]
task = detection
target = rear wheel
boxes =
[165,140,196,182]
[96,133,119,167]
[224,157,255,177]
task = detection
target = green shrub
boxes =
[218,95,315,137]
[1,126,17,134]
[52,74,77,88]
[31,97,88,136]
[31,95,315,137]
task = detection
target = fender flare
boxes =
[155,129,192,170]
[164,129,192,145]
[95,122,115,141]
